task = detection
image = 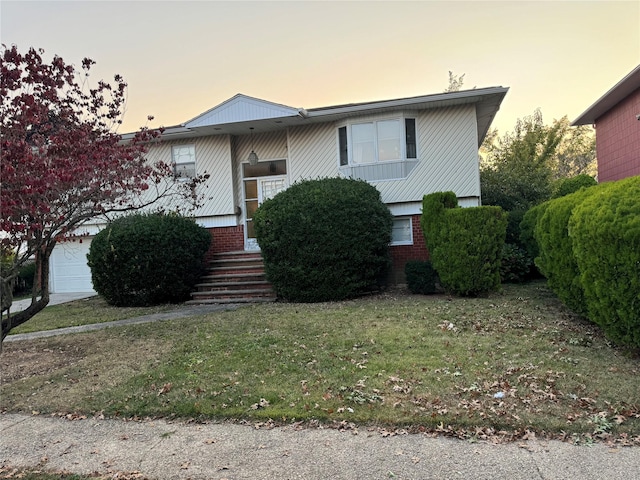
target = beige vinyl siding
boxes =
[288,124,338,181]
[144,136,235,217]
[374,105,480,204]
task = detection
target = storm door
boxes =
[243,160,287,250]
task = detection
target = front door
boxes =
[243,160,288,250]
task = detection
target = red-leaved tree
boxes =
[0,45,204,347]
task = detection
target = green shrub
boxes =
[87,213,211,306]
[534,188,596,316]
[552,174,597,199]
[421,192,507,296]
[253,178,392,302]
[405,260,438,294]
[520,202,550,262]
[505,209,527,246]
[569,176,640,348]
[499,243,532,283]
[14,261,36,296]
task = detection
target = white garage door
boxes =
[49,238,96,293]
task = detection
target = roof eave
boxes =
[572,64,640,126]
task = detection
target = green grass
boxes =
[9,296,177,334]
[2,282,639,442]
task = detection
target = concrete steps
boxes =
[187,251,276,304]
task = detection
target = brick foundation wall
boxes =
[205,226,244,260]
[205,216,431,285]
[388,214,430,284]
[596,89,640,182]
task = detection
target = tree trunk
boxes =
[0,245,53,351]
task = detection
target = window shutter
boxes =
[405,118,416,159]
[339,126,348,166]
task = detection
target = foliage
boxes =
[0,46,204,343]
[569,176,640,348]
[499,243,532,283]
[253,178,392,302]
[404,260,438,294]
[421,192,507,296]
[505,209,527,246]
[480,110,562,212]
[534,189,595,316]
[87,213,210,306]
[480,111,596,213]
[444,71,466,92]
[519,202,550,262]
[552,173,597,199]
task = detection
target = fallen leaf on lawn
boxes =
[157,383,172,395]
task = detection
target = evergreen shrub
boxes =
[534,188,596,316]
[88,213,211,306]
[421,192,507,296]
[552,174,597,199]
[253,177,392,302]
[569,176,640,348]
[405,260,438,294]
[499,243,532,283]
[519,202,550,262]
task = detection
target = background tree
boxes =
[480,110,597,212]
[0,45,204,347]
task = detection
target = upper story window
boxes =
[172,145,196,179]
[339,118,416,166]
[338,116,418,181]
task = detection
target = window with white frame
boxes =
[391,217,413,245]
[339,117,416,166]
[172,145,196,179]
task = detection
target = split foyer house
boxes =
[49,87,508,294]
[572,64,640,182]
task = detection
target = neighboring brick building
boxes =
[572,65,640,182]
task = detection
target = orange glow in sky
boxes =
[2,1,639,135]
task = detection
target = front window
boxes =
[339,117,415,165]
[172,145,196,179]
[391,217,413,245]
[337,116,418,181]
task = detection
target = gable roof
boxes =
[572,64,640,126]
[155,87,509,146]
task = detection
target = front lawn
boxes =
[2,282,638,443]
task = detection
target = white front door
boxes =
[244,176,287,250]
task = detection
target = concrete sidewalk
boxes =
[1,413,638,480]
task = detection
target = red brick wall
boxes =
[596,88,640,182]
[205,226,244,260]
[388,214,430,284]
[205,217,431,285]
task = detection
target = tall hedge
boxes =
[253,177,392,302]
[534,188,595,316]
[88,213,211,306]
[421,192,507,296]
[569,176,640,348]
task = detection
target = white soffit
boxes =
[185,94,301,128]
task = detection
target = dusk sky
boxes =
[2,1,639,136]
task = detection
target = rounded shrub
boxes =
[569,176,640,348]
[87,213,211,306]
[405,260,438,294]
[552,174,597,199]
[253,177,392,302]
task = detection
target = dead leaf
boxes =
[157,383,172,395]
